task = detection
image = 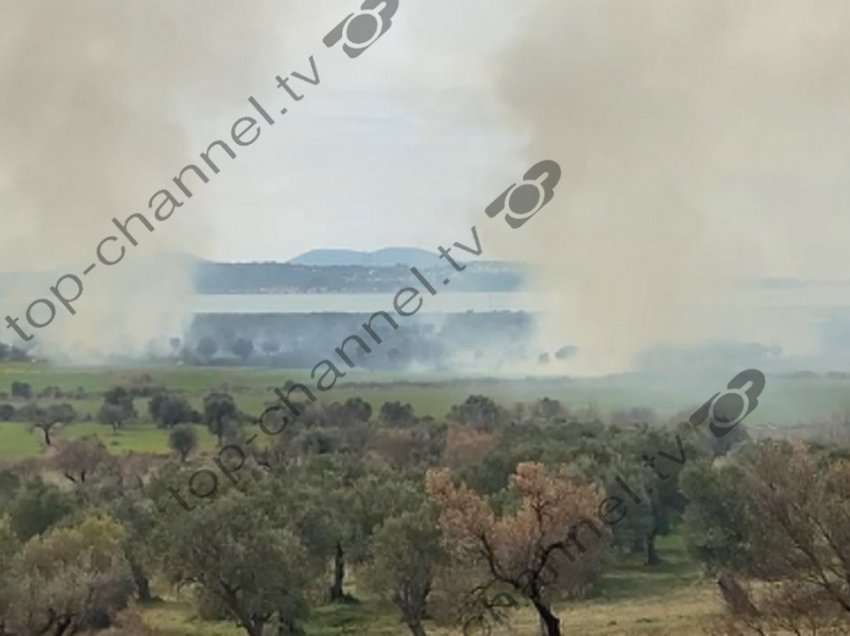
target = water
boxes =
[190,291,549,314]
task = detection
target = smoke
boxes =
[0,0,314,361]
[488,1,850,374]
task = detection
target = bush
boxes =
[16,403,44,422]
[98,387,137,431]
[168,425,198,462]
[149,392,198,428]
[8,478,75,540]
[11,382,32,400]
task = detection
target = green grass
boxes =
[1,360,849,462]
[141,599,410,636]
[0,421,42,459]
[62,421,218,455]
[594,532,703,601]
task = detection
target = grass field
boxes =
[0,360,848,461]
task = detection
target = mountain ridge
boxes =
[289,247,438,268]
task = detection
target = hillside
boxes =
[289,247,439,268]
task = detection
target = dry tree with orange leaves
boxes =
[426,462,610,636]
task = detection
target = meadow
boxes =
[1,361,847,461]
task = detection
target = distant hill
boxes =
[194,259,527,294]
[289,247,438,268]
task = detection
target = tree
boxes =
[203,392,239,446]
[7,477,75,540]
[427,463,608,636]
[54,436,112,487]
[531,397,567,420]
[161,491,312,636]
[1,514,133,636]
[109,492,159,604]
[0,469,21,509]
[261,340,280,355]
[104,386,137,414]
[11,381,32,399]
[149,392,197,428]
[232,337,255,362]
[0,515,20,634]
[447,395,506,430]
[341,397,373,423]
[47,402,77,425]
[683,441,850,633]
[363,505,445,636]
[169,424,198,462]
[607,427,690,565]
[197,336,219,360]
[251,468,349,605]
[329,471,423,603]
[99,386,137,432]
[26,402,76,445]
[680,459,753,573]
[148,391,167,420]
[443,426,498,470]
[255,461,424,607]
[380,401,416,427]
[371,428,441,470]
[99,402,132,432]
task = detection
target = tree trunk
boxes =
[277,616,302,635]
[240,619,264,636]
[52,615,73,636]
[406,620,428,636]
[329,541,346,601]
[630,535,644,553]
[130,561,153,603]
[532,599,561,636]
[646,527,661,566]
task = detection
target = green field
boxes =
[0,361,848,461]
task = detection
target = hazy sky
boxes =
[0,0,530,268]
[179,1,530,263]
[2,1,850,271]
[3,1,850,369]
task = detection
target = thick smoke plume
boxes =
[0,1,307,361]
[490,1,850,374]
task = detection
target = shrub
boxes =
[11,382,32,400]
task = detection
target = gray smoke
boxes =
[0,0,318,360]
[488,0,850,374]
